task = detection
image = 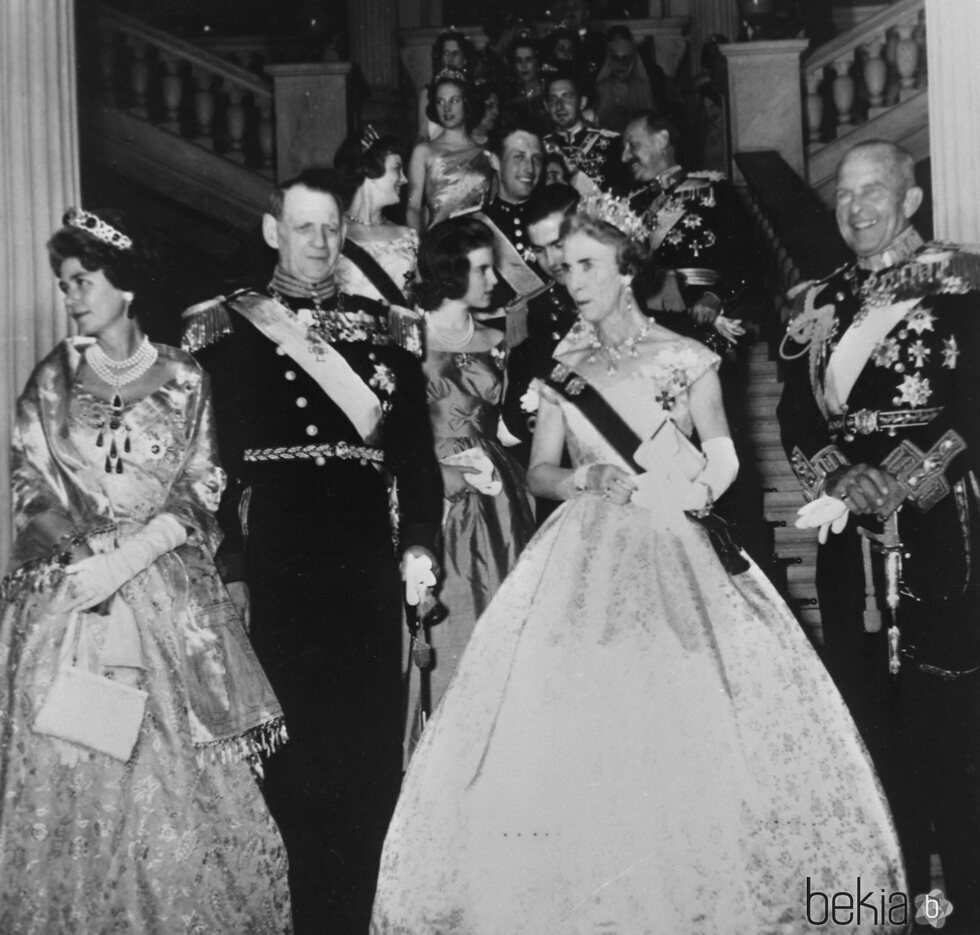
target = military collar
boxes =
[856,226,924,272]
[559,122,586,143]
[269,265,337,303]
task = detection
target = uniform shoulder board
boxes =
[689,170,726,182]
[181,292,243,352]
[388,304,425,358]
[594,127,619,139]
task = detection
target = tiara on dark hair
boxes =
[64,207,133,251]
[359,124,380,152]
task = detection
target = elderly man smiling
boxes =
[779,139,980,930]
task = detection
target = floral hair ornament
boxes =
[578,191,647,245]
[65,207,133,251]
[359,124,381,152]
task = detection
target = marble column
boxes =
[0,0,80,569]
[925,0,980,247]
[347,0,403,133]
[720,39,809,183]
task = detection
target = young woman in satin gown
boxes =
[372,206,907,934]
[404,216,535,751]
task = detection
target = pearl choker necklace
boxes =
[86,337,158,396]
[85,336,159,474]
[427,312,475,352]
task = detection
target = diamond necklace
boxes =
[85,336,158,474]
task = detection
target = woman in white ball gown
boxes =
[370,201,907,934]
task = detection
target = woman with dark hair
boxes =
[406,71,494,234]
[405,216,534,750]
[372,198,906,932]
[416,29,475,142]
[0,208,291,933]
[502,31,549,135]
[335,129,418,305]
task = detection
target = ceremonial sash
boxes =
[545,358,749,574]
[230,292,383,444]
[825,298,918,414]
[341,238,409,307]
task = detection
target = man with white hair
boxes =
[779,139,980,930]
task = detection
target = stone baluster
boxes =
[883,26,901,107]
[126,36,149,119]
[98,25,118,107]
[894,21,919,100]
[832,52,856,129]
[862,35,888,117]
[257,97,275,173]
[914,10,927,88]
[192,65,216,147]
[225,87,246,164]
[159,52,183,133]
[804,71,823,149]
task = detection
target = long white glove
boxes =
[795,495,849,544]
[56,514,187,612]
[633,432,739,512]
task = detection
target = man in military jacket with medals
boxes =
[542,69,629,199]
[777,140,980,928]
[623,110,756,351]
[183,170,442,934]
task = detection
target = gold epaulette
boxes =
[181,295,235,352]
[388,304,425,358]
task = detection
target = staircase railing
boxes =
[805,0,925,148]
[93,6,276,177]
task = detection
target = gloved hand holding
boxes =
[55,514,187,612]
[795,495,849,544]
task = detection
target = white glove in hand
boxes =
[56,514,187,612]
[795,495,849,544]
[403,552,437,607]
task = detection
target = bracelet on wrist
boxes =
[690,482,714,518]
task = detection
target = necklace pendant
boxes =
[96,430,104,448]
[124,433,131,454]
[104,454,113,474]
[109,438,118,459]
[111,393,123,410]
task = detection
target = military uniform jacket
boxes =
[185,288,442,576]
[544,123,629,196]
[628,168,754,308]
[777,240,980,640]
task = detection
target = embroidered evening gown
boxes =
[0,340,291,934]
[335,228,419,304]
[374,330,906,934]
[406,346,535,750]
[423,146,493,228]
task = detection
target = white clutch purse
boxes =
[33,609,148,763]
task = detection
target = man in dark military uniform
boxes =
[501,183,580,483]
[778,140,980,930]
[542,69,629,198]
[623,110,756,351]
[183,170,442,934]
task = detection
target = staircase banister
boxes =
[97,5,271,99]
[804,0,922,76]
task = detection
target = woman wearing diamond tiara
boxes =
[0,208,291,933]
[334,129,419,306]
[371,197,906,933]
[403,216,535,754]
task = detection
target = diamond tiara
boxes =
[65,208,133,251]
[577,191,647,244]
